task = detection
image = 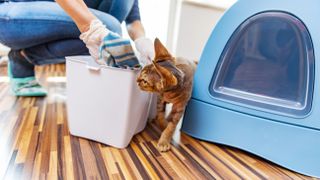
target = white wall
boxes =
[172,0,236,60]
[139,0,170,44]
[122,0,171,45]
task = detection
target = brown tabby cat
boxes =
[136,38,197,152]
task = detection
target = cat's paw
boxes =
[157,140,171,152]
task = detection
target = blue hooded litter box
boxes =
[181,0,320,177]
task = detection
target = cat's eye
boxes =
[141,79,149,85]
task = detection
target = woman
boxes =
[0,0,154,96]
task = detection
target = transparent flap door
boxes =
[211,12,314,117]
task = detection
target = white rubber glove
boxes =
[79,19,110,63]
[134,37,155,65]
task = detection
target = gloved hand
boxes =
[79,19,109,64]
[134,37,155,65]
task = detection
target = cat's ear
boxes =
[154,38,173,62]
[152,61,178,88]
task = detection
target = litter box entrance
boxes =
[210,11,315,117]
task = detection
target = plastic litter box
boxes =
[182,0,320,177]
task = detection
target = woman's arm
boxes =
[55,0,96,32]
[126,20,146,41]
[128,20,155,63]
[55,0,109,60]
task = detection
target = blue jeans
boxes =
[0,0,134,78]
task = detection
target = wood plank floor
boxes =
[0,63,318,180]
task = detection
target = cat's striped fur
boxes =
[137,38,197,152]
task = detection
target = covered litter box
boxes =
[182,0,320,177]
[66,56,152,148]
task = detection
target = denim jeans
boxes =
[0,0,134,78]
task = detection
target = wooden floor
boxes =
[0,63,317,180]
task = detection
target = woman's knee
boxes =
[104,17,122,36]
[91,9,122,35]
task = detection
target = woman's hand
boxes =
[134,37,154,64]
[127,20,155,65]
[56,0,155,64]
[79,19,110,60]
[55,0,109,60]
